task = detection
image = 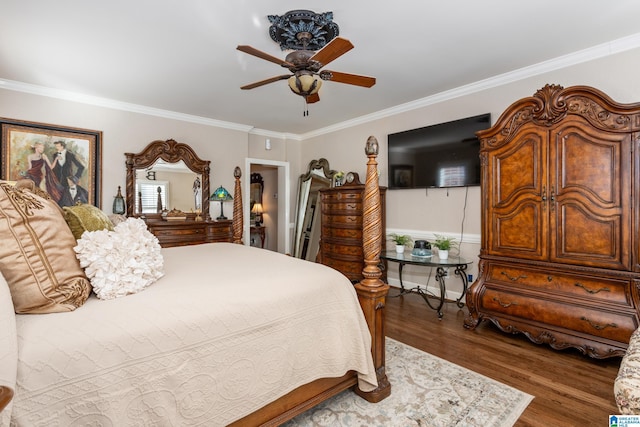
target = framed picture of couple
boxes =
[0,118,102,208]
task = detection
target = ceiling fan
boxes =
[236,10,375,110]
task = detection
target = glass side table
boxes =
[381,251,472,319]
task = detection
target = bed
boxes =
[0,137,390,426]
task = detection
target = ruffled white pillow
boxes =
[74,217,164,300]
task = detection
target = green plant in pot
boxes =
[389,233,413,253]
[432,234,457,259]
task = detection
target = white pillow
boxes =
[74,217,164,300]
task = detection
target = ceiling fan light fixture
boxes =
[288,72,322,96]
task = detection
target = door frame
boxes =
[245,158,290,254]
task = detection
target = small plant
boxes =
[432,234,458,250]
[389,233,413,246]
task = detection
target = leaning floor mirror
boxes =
[292,158,337,261]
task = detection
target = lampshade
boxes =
[251,202,264,225]
[210,186,233,201]
[251,203,263,214]
[288,71,322,97]
[210,186,232,220]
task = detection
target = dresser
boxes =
[464,84,640,358]
[318,179,386,282]
[145,220,232,248]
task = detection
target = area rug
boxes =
[286,338,533,427]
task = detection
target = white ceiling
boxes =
[2,1,640,137]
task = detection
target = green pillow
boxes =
[63,204,114,240]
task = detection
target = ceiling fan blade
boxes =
[306,93,320,104]
[309,37,354,67]
[240,75,291,90]
[237,45,294,68]
[322,71,376,88]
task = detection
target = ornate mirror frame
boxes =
[250,172,264,209]
[125,139,211,220]
[292,158,337,260]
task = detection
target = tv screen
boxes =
[387,113,491,189]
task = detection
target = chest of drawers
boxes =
[318,185,386,282]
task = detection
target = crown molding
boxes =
[0,79,255,133]
[299,32,640,140]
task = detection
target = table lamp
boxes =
[251,202,264,226]
[210,186,233,220]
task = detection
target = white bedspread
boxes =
[10,243,377,426]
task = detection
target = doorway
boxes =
[245,158,290,254]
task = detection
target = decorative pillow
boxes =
[74,217,164,300]
[63,203,114,240]
[108,213,127,227]
[0,180,91,313]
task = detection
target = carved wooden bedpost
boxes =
[232,166,244,244]
[354,136,391,402]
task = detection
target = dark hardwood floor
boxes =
[384,289,621,426]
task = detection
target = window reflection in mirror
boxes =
[135,160,202,213]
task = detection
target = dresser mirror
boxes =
[293,158,336,260]
[125,139,211,220]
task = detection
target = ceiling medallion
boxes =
[268,10,339,51]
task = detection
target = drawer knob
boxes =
[580,316,617,331]
[575,283,610,294]
[501,271,527,282]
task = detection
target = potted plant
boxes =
[389,233,413,254]
[432,234,457,260]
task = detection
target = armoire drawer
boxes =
[321,191,362,203]
[321,214,361,226]
[321,225,361,240]
[322,201,362,214]
[481,288,637,343]
[321,242,363,257]
[153,226,205,237]
[322,257,363,279]
[486,263,632,307]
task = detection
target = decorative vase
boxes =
[395,244,405,254]
[112,186,125,214]
[438,249,449,260]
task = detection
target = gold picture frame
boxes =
[0,118,102,207]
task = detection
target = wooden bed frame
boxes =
[0,137,391,423]
[230,136,391,425]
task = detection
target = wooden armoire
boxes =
[465,84,640,358]
[318,175,386,283]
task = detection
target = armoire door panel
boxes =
[491,200,546,258]
[550,122,631,269]
[553,124,627,207]
[552,202,626,268]
[492,131,545,207]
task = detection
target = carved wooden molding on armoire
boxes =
[464,84,640,358]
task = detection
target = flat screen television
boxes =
[387,113,491,189]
